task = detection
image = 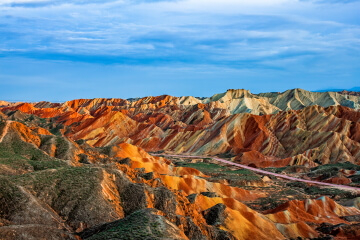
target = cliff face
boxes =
[1,89,360,239]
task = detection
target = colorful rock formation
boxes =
[0,88,360,239]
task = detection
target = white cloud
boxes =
[184,0,294,6]
[0,0,49,4]
[128,0,301,15]
[0,0,359,69]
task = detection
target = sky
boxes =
[0,0,359,101]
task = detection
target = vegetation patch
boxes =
[97,146,112,156]
[311,162,360,172]
[175,161,262,185]
[0,120,5,133]
[0,177,24,219]
[12,166,98,196]
[81,209,169,240]
[250,196,288,211]
[0,138,67,172]
[263,167,287,173]
[303,186,358,199]
[55,136,69,158]
[49,124,64,136]
[175,162,226,173]
[27,159,66,171]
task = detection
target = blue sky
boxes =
[0,0,359,101]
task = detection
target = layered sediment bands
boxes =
[105,144,280,239]
[111,143,207,177]
[133,105,360,167]
[1,89,360,168]
[1,110,360,239]
[5,121,42,147]
[71,111,138,147]
[159,174,264,201]
[111,143,261,202]
[275,222,318,239]
[265,196,360,225]
[192,194,284,240]
[263,196,360,239]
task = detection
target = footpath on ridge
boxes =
[0,120,12,143]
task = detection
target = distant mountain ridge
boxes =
[10,88,360,115]
[316,87,360,93]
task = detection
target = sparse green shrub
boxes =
[304,186,358,198]
[55,136,69,158]
[0,177,23,219]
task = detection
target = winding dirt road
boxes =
[153,153,360,193]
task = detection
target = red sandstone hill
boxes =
[2,89,359,169]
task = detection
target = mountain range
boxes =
[0,88,360,239]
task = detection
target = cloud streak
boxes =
[0,0,359,100]
[0,0,49,4]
